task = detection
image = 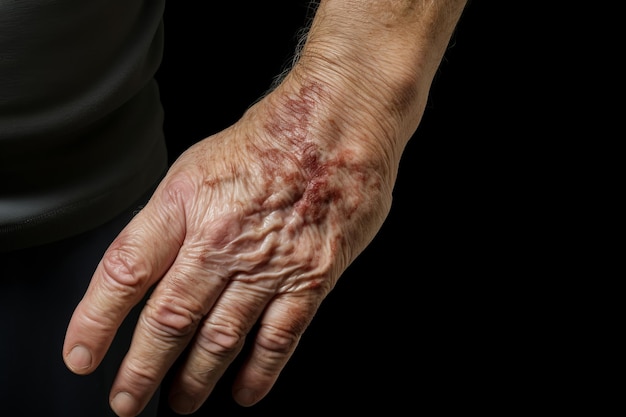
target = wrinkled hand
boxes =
[62,85,395,416]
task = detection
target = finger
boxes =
[166,290,317,413]
[232,295,319,407]
[109,250,235,417]
[165,285,271,415]
[62,194,185,376]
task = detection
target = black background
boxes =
[153,2,511,415]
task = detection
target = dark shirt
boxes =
[0,0,168,251]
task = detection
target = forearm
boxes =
[268,0,467,184]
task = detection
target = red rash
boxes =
[257,81,379,226]
[259,83,344,224]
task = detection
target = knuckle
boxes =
[143,297,202,339]
[196,321,245,358]
[256,324,299,356]
[159,176,195,221]
[101,244,150,290]
[245,325,300,376]
[161,176,195,203]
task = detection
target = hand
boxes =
[62,81,394,416]
[62,0,468,412]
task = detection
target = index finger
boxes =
[62,197,184,375]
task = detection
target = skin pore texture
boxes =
[62,1,468,416]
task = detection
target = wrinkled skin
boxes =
[62,0,468,414]
[63,80,395,416]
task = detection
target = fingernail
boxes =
[234,388,257,407]
[170,392,196,414]
[111,392,138,417]
[67,345,92,371]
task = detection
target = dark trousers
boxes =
[0,199,159,417]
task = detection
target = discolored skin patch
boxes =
[258,82,383,225]
[161,79,389,303]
